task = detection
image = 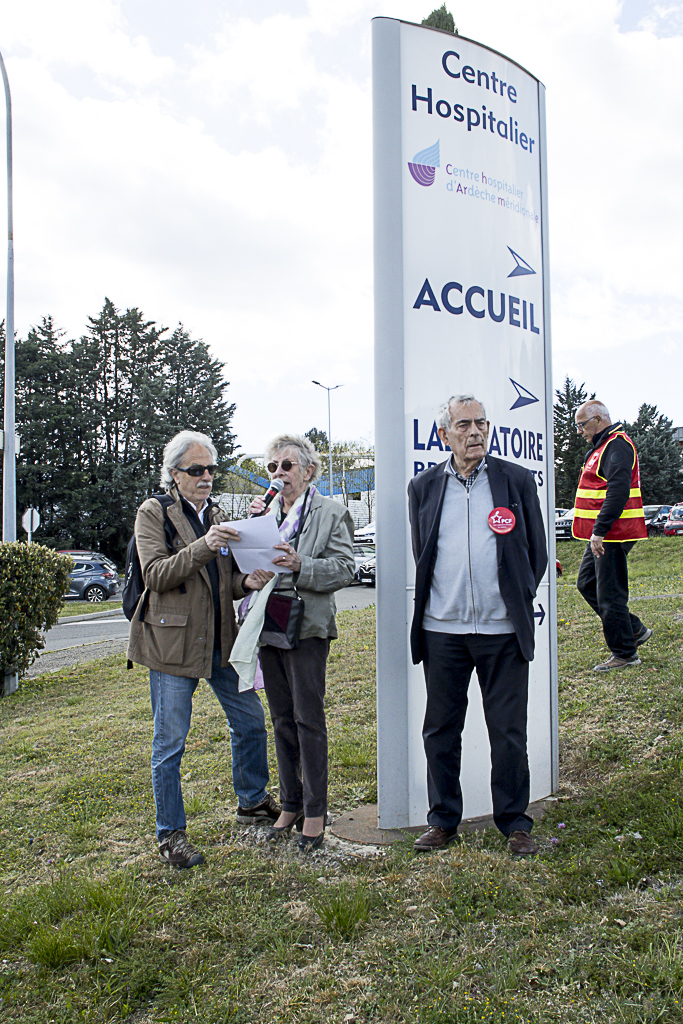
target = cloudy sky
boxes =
[2,0,682,452]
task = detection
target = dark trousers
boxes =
[422,631,533,836]
[576,542,644,659]
[260,637,330,818]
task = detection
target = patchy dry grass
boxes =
[1,543,683,1023]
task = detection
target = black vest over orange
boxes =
[572,430,647,542]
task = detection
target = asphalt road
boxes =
[27,585,377,677]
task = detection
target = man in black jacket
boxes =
[572,401,650,671]
[408,395,547,854]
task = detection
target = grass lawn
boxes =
[1,539,683,1023]
[59,601,123,618]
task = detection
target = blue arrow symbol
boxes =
[533,604,546,626]
[507,246,536,278]
[510,379,539,410]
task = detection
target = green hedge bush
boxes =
[0,543,73,679]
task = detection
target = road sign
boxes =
[22,508,40,541]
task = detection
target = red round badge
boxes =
[488,507,516,534]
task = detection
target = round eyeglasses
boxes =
[267,459,299,474]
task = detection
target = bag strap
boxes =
[291,487,312,551]
[275,488,312,596]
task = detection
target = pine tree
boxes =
[422,5,457,33]
[623,404,683,505]
[553,377,595,508]
[162,325,236,458]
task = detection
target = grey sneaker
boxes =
[236,792,281,825]
[593,654,641,672]
[158,830,205,869]
[634,627,653,648]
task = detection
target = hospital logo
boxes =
[408,140,440,186]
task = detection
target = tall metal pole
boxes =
[312,381,342,499]
[0,51,15,542]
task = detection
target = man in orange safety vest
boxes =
[572,400,650,672]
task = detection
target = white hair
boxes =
[436,394,487,432]
[160,430,218,490]
[264,434,322,482]
[581,400,611,422]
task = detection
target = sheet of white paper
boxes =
[221,517,286,574]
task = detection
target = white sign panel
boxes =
[22,508,40,533]
[373,18,557,827]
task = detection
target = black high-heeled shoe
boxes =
[266,811,304,842]
[298,830,325,852]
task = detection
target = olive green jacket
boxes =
[127,489,249,678]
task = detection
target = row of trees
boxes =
[1,300,237,563]
[554,376,682,507]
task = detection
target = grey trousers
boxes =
[260,637,330,818]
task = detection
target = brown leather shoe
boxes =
[508,830,538,856]
[413,825,459,852]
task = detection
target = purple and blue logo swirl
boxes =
[408,140,440,186]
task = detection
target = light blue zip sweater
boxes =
[422,464,514,635]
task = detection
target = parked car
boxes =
[555,508,569,519]
[352,544,376,584]
[642,505,673,536]
[555,508,576,541]
[358,554,376,587]
[354,522,376,543]
[58,549,118,572]
[663,504,683,537]
[64,559,120,602]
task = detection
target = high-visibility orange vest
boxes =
[572,428,647,542]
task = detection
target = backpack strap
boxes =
[137,493,179,623]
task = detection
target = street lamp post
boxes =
[0,51,15,543]
[312,381,342,499]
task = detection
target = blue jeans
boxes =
[150,650,270,841]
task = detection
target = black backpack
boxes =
[122,494,176,621]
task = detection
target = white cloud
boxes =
[4,0,173,87]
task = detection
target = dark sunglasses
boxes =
[176,464,218,477]
[267,459,298,473]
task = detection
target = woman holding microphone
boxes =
[249,434,355,851]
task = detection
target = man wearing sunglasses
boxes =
[572,401,649,671]
[128,430,279,869]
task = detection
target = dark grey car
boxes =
[352,544,376,584]
[358,554,376,587]
[65,560,120,603]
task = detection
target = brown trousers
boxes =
[260,637,330,818]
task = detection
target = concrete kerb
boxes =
[58,606,125,625]
[330,798,557,846]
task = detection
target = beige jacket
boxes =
[273,490,355,641]
[127,490,249,677]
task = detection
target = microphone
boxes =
[250,478,284,517]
